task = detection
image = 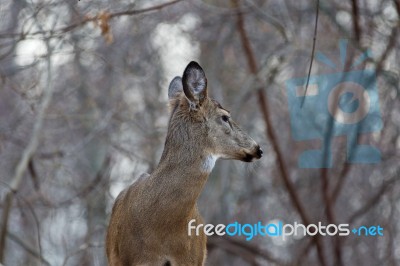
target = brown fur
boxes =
[106,62,262,266]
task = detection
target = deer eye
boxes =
[221,115,230,123]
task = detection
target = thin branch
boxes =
[376,24,399,74]
[55,156,110,207]
[109,0,182,18]
[0,34,54,263]
[330,164,350,204]
[244,0,290,42]
[319,49,360,266]
[351,0,361,42]
[0,0,182,39]
[230,1,326,265]
[7,232,50,266]
[28,159,40,190]
[0,181,44,266]
[318,2,398,79]
[348,176,398,224]
[321,166,343,266]
[301,0,319,108]
[0,194,12,262]
[62,242,104,266]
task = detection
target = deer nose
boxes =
[256,146,263,158]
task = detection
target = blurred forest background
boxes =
[0,0,399,265]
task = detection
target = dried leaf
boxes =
[97,11,113,45]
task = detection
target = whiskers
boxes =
[244,160,261,175]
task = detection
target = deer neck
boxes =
[148,129,215,221]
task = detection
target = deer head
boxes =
[165,61,262,173]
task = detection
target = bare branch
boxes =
[376,25,399,74]
[230,0,327,265]
[0,33,54,262]
[301,0,319,108]
[351,0,361,42]
[109,0,182,18]
[348,175,399,224]
[7,231,50,266]
[0,0,182,39]
[62,242,104,266]
[0,181,44,266]
[28,159,40,190]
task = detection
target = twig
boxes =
[109,0,182,18]
[300,0,319,108]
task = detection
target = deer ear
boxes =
[168,76,183,99]
[182,61,208,108]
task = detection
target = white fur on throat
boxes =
[201,155,219,173]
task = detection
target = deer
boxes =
[106,61,263,266]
